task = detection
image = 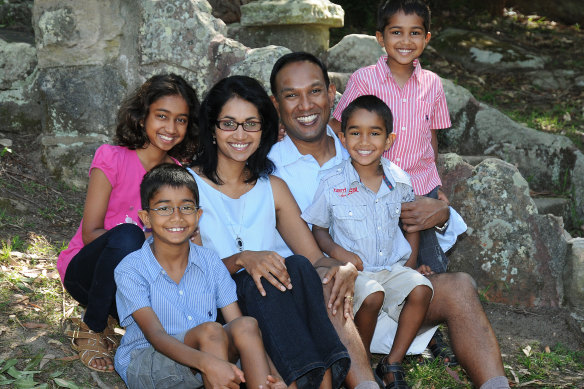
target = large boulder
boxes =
[325,34,384,73]
[440,155,569,306]
[440,78,584,226]
[563,238,584,310]
[31,0,289,188]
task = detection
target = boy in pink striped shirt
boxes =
[332,0,452,275]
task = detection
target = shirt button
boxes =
[187,316,192,320]
[379,251,382,255]
[161,270,166,275]
[378,226,381,230]
[396,209,400,214]
[337,168,342,172]
[348,211,353,216]
[179,290,183,295]
[401,126,406,131]
[402,98,407,102]
[375,199,379,203]
[396,157,401,162]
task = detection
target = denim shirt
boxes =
[302,158,414,271]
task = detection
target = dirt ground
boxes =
[1,6,584,389]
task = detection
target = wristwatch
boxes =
[434,220,449,234]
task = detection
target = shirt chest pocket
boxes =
[331,204,368,240]
[413,100,434,142]
[385,202,401,239]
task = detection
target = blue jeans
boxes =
[416,186,449,273]
[64,223,144,332]
[233,255,350,389]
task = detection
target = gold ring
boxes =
[345,295,354,301]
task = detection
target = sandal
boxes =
[66,318,114,373]
[429,329,458,367]
[102,315,121,350]
[375,358,410,389]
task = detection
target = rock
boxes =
[533,197,570,220]
[328,71,351,94]
[208,0,244,24]
[446,158,568,307]
[513,0,584,26]
[325,34,385,73]
[0,0,33,33]
[0,39,37,90]
[0,138,13,148]
[440,78,584,224]
[0,38,41,137]
[229,45,292,93]
[564,238,584,310]
[431,28,546,73]
[527,69,576,91]
[229,0,344,55]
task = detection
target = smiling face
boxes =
[214,96,262,165]
[271,60,336,143]
[143,94,189,153]
[339,108,395,170]
[139,185,202,247]
[376,10,431,71]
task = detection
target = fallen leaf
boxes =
[40,353,55,369]
[522,344,532,357]
[56,355,79,361]
[544,345,551,353]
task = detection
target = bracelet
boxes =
[434,220,449,234]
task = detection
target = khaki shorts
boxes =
[353,264,433,322]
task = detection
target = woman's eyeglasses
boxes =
[216,119,262,132]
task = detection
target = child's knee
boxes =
[407,285,433,304]
[360,291,384,312]
[230,316,261,340]
[186,321,228,348]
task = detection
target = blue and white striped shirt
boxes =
[113,237,237,383]
[302,158,415,272]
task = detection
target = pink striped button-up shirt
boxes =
[333,56,451,195]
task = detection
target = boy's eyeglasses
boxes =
[146,205,200,216]
[216,119,262,132]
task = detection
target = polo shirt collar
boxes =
[376,55,422,85]
[142,236,206,282]
[274,125,346,167]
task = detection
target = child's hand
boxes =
[264,374,287,389]
[346,252,364,271]
[416,265,434,276]
[437,188,450,205]
[203,358,245,389]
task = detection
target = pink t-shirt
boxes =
[57,145,147,283]
[333,56,451,195]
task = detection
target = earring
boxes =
[212,137,216,145]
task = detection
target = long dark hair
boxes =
[191,76,278,185]
[114,74,200,161]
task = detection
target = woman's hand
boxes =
[236,251,292,297]
[321,262,357,318]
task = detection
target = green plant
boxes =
[0,146,11,158]
[0,354,81,388]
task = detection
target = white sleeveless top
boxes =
[188,168,277,259]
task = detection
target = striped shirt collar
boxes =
[343,158,406,191]
[141,236,206,282]
[375,55,422,86]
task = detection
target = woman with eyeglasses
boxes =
[188,75,349,389]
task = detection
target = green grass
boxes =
[515,343,584,385]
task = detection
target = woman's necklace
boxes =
[221,181,250,252]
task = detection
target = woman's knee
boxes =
[108,224,145,251]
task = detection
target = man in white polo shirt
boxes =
[267,52,510,389]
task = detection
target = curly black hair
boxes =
[114,74,200,161]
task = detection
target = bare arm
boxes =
[132,307,244,387]
[271,176,357,316]
[81,168,112,245]
[401,196,449,233]
[312,225,363,271]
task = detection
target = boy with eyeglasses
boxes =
[114,163,285,389]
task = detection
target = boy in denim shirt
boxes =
[303,96,433,389]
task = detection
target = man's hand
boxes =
[237,251,292,296]
[321,262,357,318]
[401,196,449,233]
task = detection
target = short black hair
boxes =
[191,75,278,185]
[377,0,431,34]
[140,163,199,210]
[341,95,393,135]
[115,74,200,161]
[270,52,330,97]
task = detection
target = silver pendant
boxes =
[236,236,244,252]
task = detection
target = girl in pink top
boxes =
[57,74,199,373]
